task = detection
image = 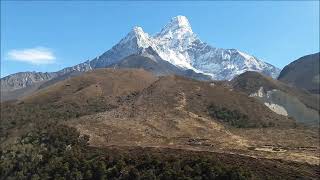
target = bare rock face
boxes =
[278,52,320,94]
[1,72,55,92]
[1,61,92,102]
[231,71,319,126]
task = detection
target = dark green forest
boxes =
[1,123,251,180]
[207,104,275,128]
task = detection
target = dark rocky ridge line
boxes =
[278,52,320,94]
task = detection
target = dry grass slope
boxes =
[1,68,319,175]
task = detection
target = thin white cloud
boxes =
[7,47,56,65]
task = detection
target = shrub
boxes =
[0,123,252,180]
[207,104,253,128]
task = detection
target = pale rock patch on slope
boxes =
[250,87,289,116]
[250,87,319,125]
[249,87,265,98]
[264,102,288,116]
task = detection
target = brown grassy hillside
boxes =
[1,69,319,167]
[0,69,157,143]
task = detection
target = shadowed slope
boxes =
[112,54,211,81]
[278,52,320,94]
[231,71,319,126]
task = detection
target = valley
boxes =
[1,11,319,179]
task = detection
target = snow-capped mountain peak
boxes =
[0,15,282,98]
[119,26,151,47]
[156,15,193,38]
[110,15,279,79]
[70,15,280,80]
[132,26,149,39]
[161,16,192,32]
[132,26,144,33]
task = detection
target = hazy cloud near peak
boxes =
[7,47,56,65]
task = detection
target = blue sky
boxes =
[1,1,319,77]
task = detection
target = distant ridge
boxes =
[278,52,320,94]
[1,15,280,101]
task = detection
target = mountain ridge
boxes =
[278,52,319,94]
[1,15,280,101]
